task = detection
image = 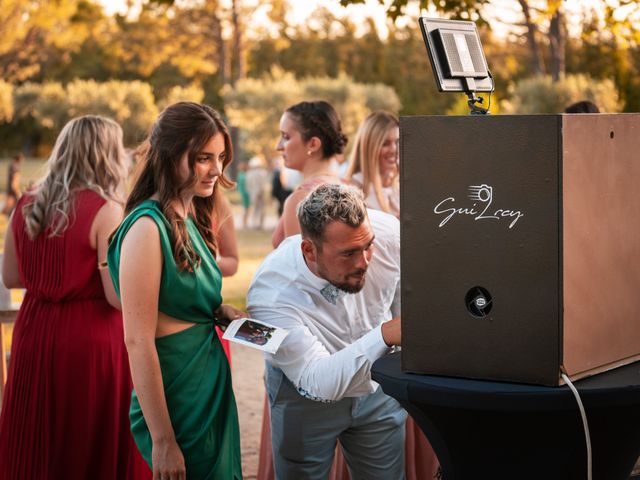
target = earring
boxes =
[307,150,312,156]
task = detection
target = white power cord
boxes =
[561,372,592,480]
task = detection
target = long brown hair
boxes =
[126,102,234,271]
[23,115,127,240]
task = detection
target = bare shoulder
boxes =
[94,200,124,228]
[120,216,162,268]
[218,193,232,211]
[284,188,308,212]
[124,215,160,242]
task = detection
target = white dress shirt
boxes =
[247,209,401,402]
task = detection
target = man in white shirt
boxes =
[247,183,405,479]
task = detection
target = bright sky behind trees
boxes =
[99,0,623,40]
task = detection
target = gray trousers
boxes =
[265,363,407,480]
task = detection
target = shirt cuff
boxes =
[359,325,391,365]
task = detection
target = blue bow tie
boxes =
[320,284,341,305]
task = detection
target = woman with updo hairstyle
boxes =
[259,100,348,479]
[107,102,244,479]
[346,111,400,218]
[0,115,149,479]
[271,100,348,248]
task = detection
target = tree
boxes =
[157,84,205,111]
[0,0,84,82]
[248,7,456,115]
[9,80,159,150]
[0,81,13,124]
[500,74,621,114]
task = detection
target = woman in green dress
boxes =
[108,102,244,480]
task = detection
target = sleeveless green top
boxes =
[108,199,222,323]
[107,199,242,479]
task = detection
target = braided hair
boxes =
[285,100,348,159]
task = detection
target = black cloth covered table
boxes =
[372,352,640,480]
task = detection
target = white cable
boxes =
[562,372,592,480]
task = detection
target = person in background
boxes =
[108,102,244,479]
[245,156,269,230]
[0,115,149,479]
[271,100,347,248]
[334,154,350,179]
[213,194,240,364]
[345,111,400,218]
[564,100,600,113]
[258,99,349,480]
[2,153,24,215]
[236,162,251,229]
[270,157,292,217]
[214,195,239,277]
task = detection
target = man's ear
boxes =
[301,238,317,264]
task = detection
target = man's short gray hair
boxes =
[298,183,368,243]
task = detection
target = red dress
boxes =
[0,190,150,480]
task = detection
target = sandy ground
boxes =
[230,342,266,480]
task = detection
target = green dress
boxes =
[107,200,242,480]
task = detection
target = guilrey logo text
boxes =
[433,184,524,229]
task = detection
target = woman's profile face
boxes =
[178,132,226,199]
[377,126,399,185]
[276,112,309,171]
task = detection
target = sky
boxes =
[98,0,627,39]
[100,0,395,35]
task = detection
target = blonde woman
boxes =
[346,111,400,218]
[0,116,149,479]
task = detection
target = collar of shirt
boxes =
[295,243,346,305]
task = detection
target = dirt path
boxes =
[230,342,266,480]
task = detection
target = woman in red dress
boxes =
[0,115,149,479]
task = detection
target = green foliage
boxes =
[247,14,455,116]
[0,0,82,82]
[301,74,400,140]
[566,5,640,112]
[10,80,158,148]
[223,68,400,161]
[0,81,13,123]
[157,84,206,112]
[15,83,68,131]
[223,68,298,161]
[500,74,621,114]
[446,92,500,116]
[65,80,158,145]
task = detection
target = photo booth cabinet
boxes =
[401,114,640,386]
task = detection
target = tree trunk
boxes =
[548,5,566,81]
[207,2,228,86]
[231,0,245,85]
[517,0,546,76]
